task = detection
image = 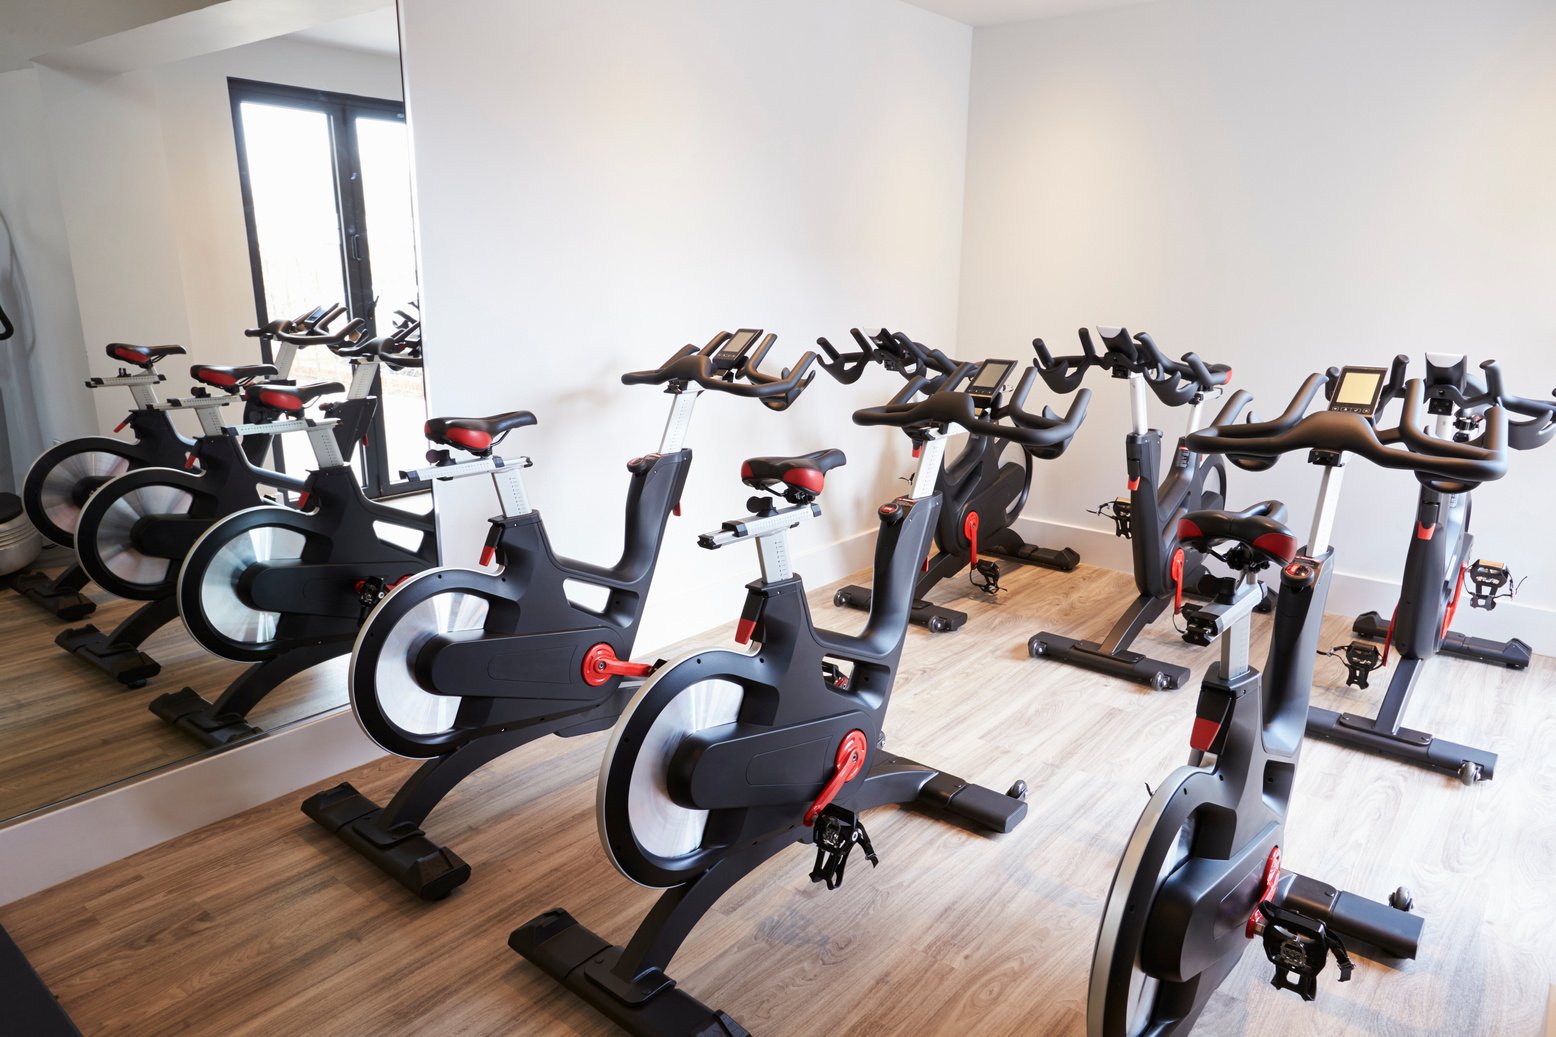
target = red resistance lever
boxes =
[581,643,653,687]
[1170,547,1187,613]
[964,511,980,568]
[1246,845,1282,938]
[804,730,869,826]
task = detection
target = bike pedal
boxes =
[1339,640,1382,689]
[809,806,878,891]
[1468,559,1512,610]
[1257,902,1354,1003]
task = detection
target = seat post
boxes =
[492,463,533,518]
[909,427,953,499]
[658,384,704,453]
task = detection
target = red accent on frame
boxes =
[1178,518,1203,542]
[115,417,131,432]
[1442,563,1467,638]
[581,642,653,687]
[1246,846,1282,938]
[479,543,496,567]
[1416,522,1436,540]
[1170,547,1187,614]
[298,492,311,510]
[804,730,869,826]
[184,454,199,470]
[1189,716,1220,753]
[1128,477,1141,492]
[735,617,757,644]
[963,511,980,567]
[1380,606,1398,668]
[673,502,682,517]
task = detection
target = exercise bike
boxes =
[1312,353,1556,784]
[159,324,428,747]
[1089,362,1511,1036]
[9,304,341,619]
[511,362,1086,1036]
[301,330,815,900]
[56,316,377,688]
[817,327,1084,632]
[1028,327,1251,689]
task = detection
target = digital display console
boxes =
[969,359,1016,400]
[1329,365,1387,417]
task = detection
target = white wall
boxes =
[0,69,94,488]
[399,0,974,650]
[958,0,1556,640]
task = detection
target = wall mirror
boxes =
[0,1,425,826]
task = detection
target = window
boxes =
[230,78,425,497]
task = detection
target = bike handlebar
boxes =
[1187,371,1508,492]
[1032,327,1230,405]
[816,327,960,390]
[853,362,1091,450]
[621,331,817,411]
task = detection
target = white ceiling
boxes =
[901,0,1156,27]
[288,5,400,56]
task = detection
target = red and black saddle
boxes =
[425,411,538,455]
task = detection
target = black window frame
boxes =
[229,76,420,499]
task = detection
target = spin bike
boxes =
[817,326,1084,631]
[511,363,1086,1036]
[159,323,429,747]
[1313,353,1556,784]
[56,316,377,688]
[1089,363,1511,1036]
[10,304,341,619]
[301,330,816,900]
[1029,327,1250,689]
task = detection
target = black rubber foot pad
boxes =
[1027,633,1189,689]
[301,783,471,901]
[149,687,263,747]
[512,909,749,1037]
[8,570,95,621]
[54,625,159,687]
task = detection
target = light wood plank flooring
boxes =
[2,561,1552,1036]
[0,553,350,820]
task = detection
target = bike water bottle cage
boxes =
[621,329,818,411]
[190,363,279,393]
[739,449,846,505]
[424,411,538,457]
[105,343,186,369]
[246,381,345,413]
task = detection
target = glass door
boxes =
[231,78,424,497]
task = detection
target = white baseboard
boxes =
[1016,516,1555,649]
[0,709,383,905]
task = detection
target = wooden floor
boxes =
[0,553,350,820]
[3,562,1552,1036]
